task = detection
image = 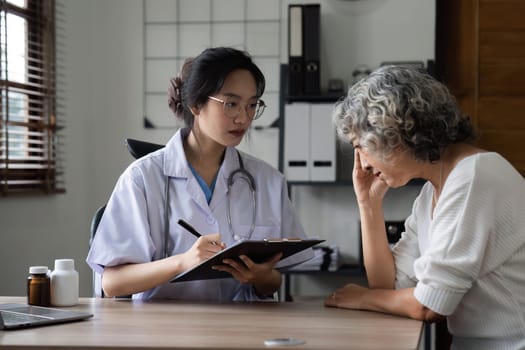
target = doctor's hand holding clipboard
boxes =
[177,219,283,298]
[86,47,316,301]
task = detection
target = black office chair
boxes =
[89,138,164,297]
[124,138,164,159]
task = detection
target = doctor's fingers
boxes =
[221,257,249,271]
[189,241,223,262]
[205,233,223,245]
[247,252,282,271]
[197,234,225,251]
[266,252,283,266]
[211,264,249,283]
[236,252,282,270]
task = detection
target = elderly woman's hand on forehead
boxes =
[352,148,389,207]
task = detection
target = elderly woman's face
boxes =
[353,143,416,188]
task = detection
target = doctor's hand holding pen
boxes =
[178,232,225,271]
[176,219,226,271]
[179,220,283,297]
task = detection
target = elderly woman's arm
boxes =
[325,284,445,323]
[353,149,396,289]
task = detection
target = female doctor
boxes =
[86,47,312,300]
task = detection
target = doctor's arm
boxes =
[325,284,445,323]
[101,234,224,297]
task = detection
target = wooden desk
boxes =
[0,296,422,350]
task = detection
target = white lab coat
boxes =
[86,128,313,300]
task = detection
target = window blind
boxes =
[0,0,64,195]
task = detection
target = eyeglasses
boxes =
[208,96,266,120]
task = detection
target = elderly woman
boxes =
[325,65,525,349]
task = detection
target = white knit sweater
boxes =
[393,153,525,350]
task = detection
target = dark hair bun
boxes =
[168,76,183,117]
[168,58,194,122]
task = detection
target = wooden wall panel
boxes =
[479,65,525,96]
[479,32,525,65]
[437,0,525,176]
[435,0,477,98]
[478,97,525,129]
[478,131,525,159]
[479,31,525,96]
[479,0,525,31]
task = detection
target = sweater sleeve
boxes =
[413,161,495,316]
[392,194,423,289]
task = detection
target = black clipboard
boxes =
[170,238,324,283]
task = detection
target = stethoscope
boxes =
[163,150,256,258]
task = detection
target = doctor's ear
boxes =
[190,106,200,117]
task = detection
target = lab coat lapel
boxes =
[163,128,211,213]
[186,178,212,212]
[209,147,239,211]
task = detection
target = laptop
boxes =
[0,303,93,330]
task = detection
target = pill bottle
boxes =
[27,266,51,306]
[50,259,79,306]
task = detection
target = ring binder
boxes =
[303,4,320,95]
[288,5,304,96]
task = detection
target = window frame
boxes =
[0,0,64,196]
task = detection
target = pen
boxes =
[177,219,202,239]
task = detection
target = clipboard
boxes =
[170,238,324,283]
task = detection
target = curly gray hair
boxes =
[332,65,475,162]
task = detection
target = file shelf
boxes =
[282,264,365,302]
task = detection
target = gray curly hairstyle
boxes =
[332,65,475,162]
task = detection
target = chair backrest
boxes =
[89,204,107,297]
[89,205,106,247]
[90,138,164,297]
[125,138,164,159]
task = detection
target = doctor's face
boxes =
[197,69,260,148]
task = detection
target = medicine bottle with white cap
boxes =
[27,266,51,306]
[50,259,79,306]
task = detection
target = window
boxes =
[0,0,64,195]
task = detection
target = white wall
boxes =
[0,0,434,297]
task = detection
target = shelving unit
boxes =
[282,264,365,302]
[278,64,343,174]
[277,64,362,300]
